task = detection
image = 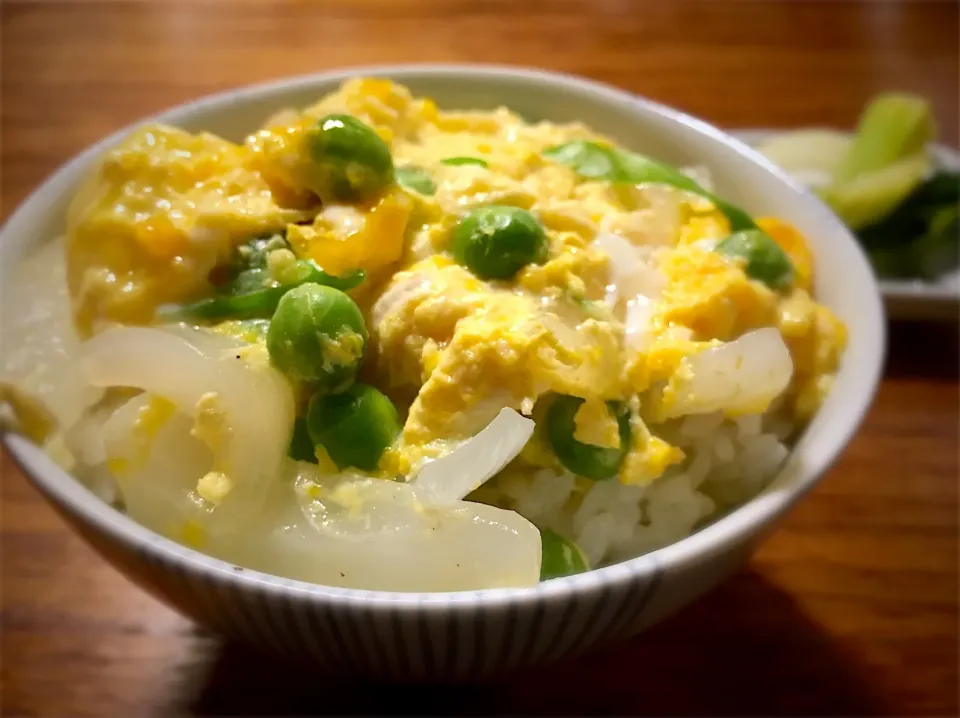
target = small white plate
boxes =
[733,128,959,321]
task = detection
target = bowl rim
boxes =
[0,63,886,608]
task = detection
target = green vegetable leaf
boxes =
[294,260,366,292]
[820,151,930,230]
[441,156,489,168]
[915,205,959,279]
[833,93,936,184]
[715,230,795,289]
[395,166,436,195]
[858,170,960,279]
[543,140,756,231]
[163,261,365,322]
[219,267,271,297]
[916,170,960,206]
[225,234,285,276]
[542,140,620,180]
[288,418,318,463]
[819,93,937,231]
[857,170,960,250]
[212,233,291,300]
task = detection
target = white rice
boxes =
[490,411,789,567]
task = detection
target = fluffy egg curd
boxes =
[0,78,846,591]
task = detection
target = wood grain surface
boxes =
[1,1,958,716]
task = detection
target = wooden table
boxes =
[1,1,957,715]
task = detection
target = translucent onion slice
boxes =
[624,296,657,352]
[593,232,663,352]
[593,232,664,314]
[208,463,542,591]
[102,393,214,537]
[103,400,542,591]
[754,129,852,189]
[663,328,794,419]
[411,408,535,504]
[79,325,295,535]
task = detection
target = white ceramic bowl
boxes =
[0,65,885,680]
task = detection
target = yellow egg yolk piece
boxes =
[66,124,311,334]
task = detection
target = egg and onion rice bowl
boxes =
[0,79,846,592]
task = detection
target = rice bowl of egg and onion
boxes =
[0,66,883,678]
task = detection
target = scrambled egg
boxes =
[67,78,847,490]
[66,125,313,334]
[658,244,778,341]
[286,190,412,281]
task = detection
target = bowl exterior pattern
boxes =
[33,457,762,680]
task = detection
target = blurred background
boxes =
[1,1,957,716]
[2,0,957,216]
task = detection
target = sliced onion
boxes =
[624,296,657,351]
[592,232,664,314]
[663,328,793,419]
[102,393,214,536]
[79,325,295,535]
[411,408,535,504]
[207,462,542,591]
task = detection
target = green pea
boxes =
[395,166,436,195]
[305,114,394,202]
[540,529,590,580]
[715,229,795,289]
[441,156,489,168]
[451,205,548,280]
[266,283,367,387]
[306,383,401,471]
[546,395,631,481]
